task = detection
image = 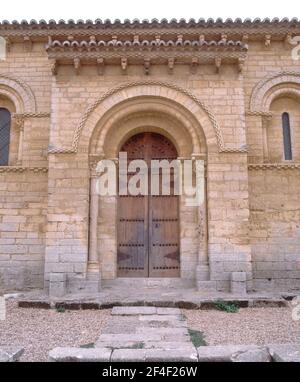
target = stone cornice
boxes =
[1,18,300,30]
[1,19,300,41]
[46,36,248,74]
[248,163,300,170]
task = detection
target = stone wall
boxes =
[0,26,300,293]
[0,170,47,291]
[249,169,300,291]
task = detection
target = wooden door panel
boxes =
[117,132,180,278]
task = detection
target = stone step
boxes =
[111,348,198,362]
[197,280,217,292]
[103,278,195,289]
[111,306,181,316]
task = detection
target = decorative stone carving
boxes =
[23,36,32,52]
[215,57,222,73]
[190,57,199,74]
[167,58,174,74]
[97,57,105,75]
[50,59,58,75]
[264,34,271,47]
[121,57,127,74]
[144,58,150,75]
[73,57,81,75]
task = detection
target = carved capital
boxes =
[12,114,24,130]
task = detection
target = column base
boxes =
[88,262,100,272]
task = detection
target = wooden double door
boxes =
[117,132,180,277]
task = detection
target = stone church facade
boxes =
[0,18,299,295]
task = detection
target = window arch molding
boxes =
[249,71,300,113]
[0,73,37,113]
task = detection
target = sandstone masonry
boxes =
[0,18,299,294]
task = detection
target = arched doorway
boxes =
[117,132,180,277]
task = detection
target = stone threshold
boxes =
[49,343,300,362]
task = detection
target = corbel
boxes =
[199,34,205,45]
[74,58,81,75]
[242,34,249,44]
[155,34,161,46]
[133,35,140,45]
[50,59,58,76]
[190,57,199,74]
[265,34,271,47]
[238,57,245,73]
[177,34,183,45]
[121,57,128,74]
[144,58,150,75]
[220,34,227,44]
[23,36,32,52]
[215,57,222,73]
[97,58,105,75]
[111,35,118,46]
[5,37,11,53]
[167,58,175,74]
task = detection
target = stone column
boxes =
[14,116,24,166]
[88,175,99,271]
[194,158,216,291]
[262,115,272,163]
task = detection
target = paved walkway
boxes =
[47,306,300,362]
[95,306,198,361]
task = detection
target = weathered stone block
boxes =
[0,346,24,362]
[231,272,247,294]
[268,343,300,362]
[49,272,66,298]
[48,347,112,362]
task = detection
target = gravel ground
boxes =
[1,302,299,361]
[0,301,110,362]
[183,307,300,346]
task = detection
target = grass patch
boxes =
[188,329,207,347]
[55,306,66,313]
[80,342,95,348]
[214,300,239,313]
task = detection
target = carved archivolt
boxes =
[48,80,247,155]
[0,73,37,113]
[249,71,300,112]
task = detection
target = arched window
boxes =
[0,108,11,165]
[282,112,293,161]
